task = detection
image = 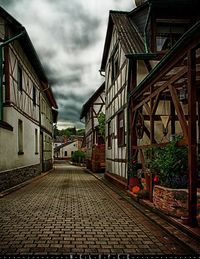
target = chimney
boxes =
[135,0,147,7]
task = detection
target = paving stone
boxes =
[0,161,198,255]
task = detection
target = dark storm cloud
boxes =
[0,0,133,128]
[55,90,94,126]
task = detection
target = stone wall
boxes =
[153,185,200,218]
[0,164,41,192]
[43,159,53,172]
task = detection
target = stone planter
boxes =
[153,185,188,218]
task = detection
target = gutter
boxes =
[0,29,26,121]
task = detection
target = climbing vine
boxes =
[97,112,106,141]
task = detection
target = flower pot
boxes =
[129,177,139,191]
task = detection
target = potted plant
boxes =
[147,136,188,189]
[128,159,142,191]
[145,135,189,218]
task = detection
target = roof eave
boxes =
[80,82,105,119]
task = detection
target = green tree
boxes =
[98,112,106,141]
[77,128,85,136]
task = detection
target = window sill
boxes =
[18,151,24,155]
[0,120,13,131]
[118,144,126,148]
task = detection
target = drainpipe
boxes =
[144,3,152,53]
[127,94,131,189]
[0,30,25,121]
[127,60,132,189]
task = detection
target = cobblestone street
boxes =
[0,161,197,255]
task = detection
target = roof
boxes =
[54,140,77,152]
[0,6,58,109]
[100,11,144,71]
[80,82,105,119]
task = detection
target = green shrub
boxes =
[71,150,86,163]
[146,136,188,189]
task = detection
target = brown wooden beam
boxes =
[187,48,198,227]
[132,67,187,112]
[152,93,160,115]
[168,84,188,139]
[144,102,151,115]
[170,99,176,135]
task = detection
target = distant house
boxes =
[54,135,67,149]
[80,82,105,172]
[0,6,57,192]
[54,140,82,159]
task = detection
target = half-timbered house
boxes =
[100,8,145,187]
[0,7,57,192]
[80,82,105,172]
[100,0,200,225]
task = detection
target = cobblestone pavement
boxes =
[0,162,197,255]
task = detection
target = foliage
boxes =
[146,136,188,189]
[58,127,76,137]
[128,160,142,178]
[97,112,106,141]
[71,150,86,163]
[54,127,85,137]
[76,128,85,136]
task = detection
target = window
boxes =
[117,111,125,146]
[18,119,23,154]
[64,151,67,156]
[111,48,119,81]
[107,121,112,148]
[156,20,189,52]
[33,85,36,106]
[71,151,74,156]
[35,129,38,154]
[17,64,23,92]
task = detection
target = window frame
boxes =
[111,46,119,82]
[35,128,38,154]
[33,85,37,106]
[17,63,23,92]
[18,119,24,155]
[107,121,112,149]
[117,111,125,147]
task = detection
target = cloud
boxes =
[0,0,134,129]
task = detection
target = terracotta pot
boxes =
[129,177,139,191]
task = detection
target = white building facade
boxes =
[54,140,81,159]
[0,7,57,192]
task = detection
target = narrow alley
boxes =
[0,161,198,255]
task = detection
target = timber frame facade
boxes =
[0,6,57,192]
[80,82,105,172]
[100,0,200,226]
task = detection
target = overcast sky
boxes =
[0,0,134,129]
